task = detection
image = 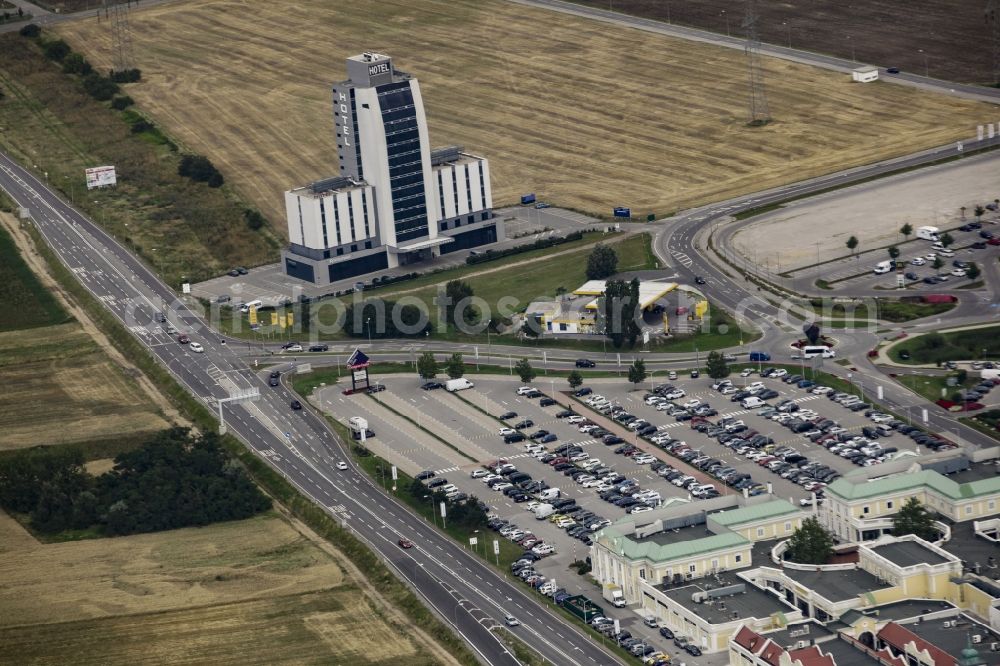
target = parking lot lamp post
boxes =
[424,494,436,528]
[365,317,372,349]
[486,319,492,365]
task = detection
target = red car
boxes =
[177,334,190,344]
[398,538,414,549]
[987,237,1000,246]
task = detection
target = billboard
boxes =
[613,207,631,218]
[85,166,117,189]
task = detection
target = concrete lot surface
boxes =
[732,151,1000,272]
[310,371,917,665]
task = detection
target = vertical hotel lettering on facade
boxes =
[282,52,503,285]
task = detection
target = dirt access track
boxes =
[568,0,999,85]
[57,0,994,229]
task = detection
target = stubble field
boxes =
[0,214,169,451]
[0,511,450,665]
[56,0,995,231]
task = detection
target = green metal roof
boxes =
[598,529,749,564]
[708,499,800,527]
[827,470,1000,502]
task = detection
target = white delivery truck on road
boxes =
[445,378,474,392]
[916,226,940,241]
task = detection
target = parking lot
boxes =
[795,222,999,290]
[310,367,935,663]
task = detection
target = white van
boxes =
[239,299,263,313]
[916,225,940,241]
[802,345,836,359]
[742,396,765,409]
[872,260,892,275]
[445,378,474,392]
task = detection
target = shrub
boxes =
[110,95,134,110]
[465,231,584,265]
[19,23,41,38]
[109,68,142,83]
[244,209,266,230]
[81,73,120,101]
[178,154,224,187]
[43,39,71,61]
[130,119,154,134]
[61,52,93,76]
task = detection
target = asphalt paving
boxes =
[0,150,622,666]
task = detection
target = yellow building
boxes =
[821,460,1000,543]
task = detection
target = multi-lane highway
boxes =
[5,121,999,661]
[3,4,1000,662]
[0,150,625,666]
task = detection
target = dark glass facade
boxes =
[328,252,389,282]
[439,224,497,254]
[377,81,428,243]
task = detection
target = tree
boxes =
[514,357,536,384]
[803,322,821,345]
[625,278,641,347]
[932,256,944,273]
[846,236,858,255]
[887,246,900,260]
[939,232,954,249]
[899,223,912,241]
[567,370,583,390]
[627,358,647,387]
[600,280,629,349]
[966,262,981,281]
[784,517,834,565]
[975,205,985,221]
[960,206,967,220]
[416,352,438,380]
[705,351,729,379]
[445,353,465,379]
[19,23,40,38]
[586,244,618,280]
[444,280,475,327]
[891,497,937,541]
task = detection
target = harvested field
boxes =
[56,0,996,230]
[0,322,169,451]
[0,213,169,451]
[0,511,446,665]
[567,0,998,85]
[0,35,280,284]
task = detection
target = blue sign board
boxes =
[613,207,631,218]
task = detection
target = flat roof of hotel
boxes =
[656,572,796,625]
[870,540,952,568]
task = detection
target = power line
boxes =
[743,0,771,126]
[106,0,135,74]
[988,0,1000,85]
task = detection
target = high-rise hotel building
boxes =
[282,52,502,285]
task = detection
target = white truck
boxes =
[445,378,474,392]
[916,225,940,241]
[535,488,560,501]
[604,584,627,608]
[534,503,555,520]
[982,369,1000,381]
